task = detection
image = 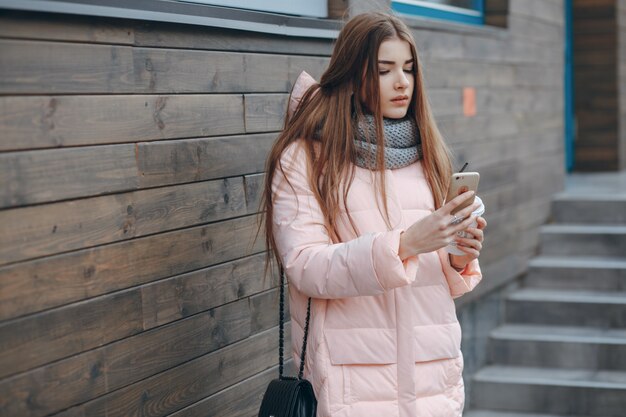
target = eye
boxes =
[404,68,415,74]
[379,70,390,75]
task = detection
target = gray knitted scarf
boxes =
[354,115,422,170]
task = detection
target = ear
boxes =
[288,71,317,119]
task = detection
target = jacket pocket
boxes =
[324,328,398,405]
[413,322,462,362]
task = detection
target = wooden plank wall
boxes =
[619,0,626,170]
[0,1,565,415]
[573,0,619,171]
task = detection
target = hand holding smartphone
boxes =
[445,172,480,215]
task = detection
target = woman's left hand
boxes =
[449,216,487,270]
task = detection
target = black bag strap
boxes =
[279,267,311,380]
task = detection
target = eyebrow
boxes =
[378,59,414,65]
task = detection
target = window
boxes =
[177,0,327,18]
[391,0,485,25]
[0,0,338,38]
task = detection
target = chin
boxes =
[383,108,409,119]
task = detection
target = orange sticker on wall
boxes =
[463,87,476,117]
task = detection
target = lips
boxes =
[391,95,409,105]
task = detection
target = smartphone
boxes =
[445,172,480,215]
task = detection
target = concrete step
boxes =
[488,324,626,370]
[471,365,626,416]
[539,225,626,257]
[505,288,626,328]
[465,411,612,417]
[525,256,626,291]
[551,194,626,225]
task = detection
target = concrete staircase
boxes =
[466,192,626,417]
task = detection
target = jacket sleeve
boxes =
[272,142,419,299]
[437,250,482,299]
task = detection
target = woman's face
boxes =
[376,38,415,119]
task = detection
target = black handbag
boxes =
[258,268,317,417]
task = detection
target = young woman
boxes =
[261,12,486,417]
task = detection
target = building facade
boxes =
[0,0,569,415]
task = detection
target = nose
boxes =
[395,71,410,90]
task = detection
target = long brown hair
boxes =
[259,12,453,273]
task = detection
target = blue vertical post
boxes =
[564,0,574,172]
[472,0,485,25]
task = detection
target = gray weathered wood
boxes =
[0,144,137,209]
[0,11,135,44]
[137,133,276,188]
[244,173,266,214]
[0,349,106,417]
[0,40,136,94]
[0,285,281,417]
[80,327,283,417]
[0,40,293,94]
[244,94,287,133]
[0,94,245,151]
[141,252,277,329]
[134,21,333,56]
[0,177,246,267]
[106,298,252,393]
[168,365,279,417]
[0,289,143,379]
[0,215,265,322]
[0,132,275,210]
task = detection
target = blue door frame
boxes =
[564,0,575,172]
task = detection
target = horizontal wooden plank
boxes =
[575,147,620,161]
[141,252,277,330]
[0,289,143,379]
[250,288,289,334]
[0,215,265,322]
[0,40,136,94]
[509,0,563,26]
[169,365,279,417]
[0,144,137,209]
[574,19,617,35]
[0,349,106,417]
[134,20,333,56]
[439,112,520,145]
[137,133,275,188]
[81,326,285,417]
[132,47,292,94]
[453,127,563,173]
[575,50,618,66]
[244,94,287,133]
[244,173,266,215]
[507,14,564,44]
[574,160,619,171]
[576,110,619,130]
[0,11,135,44]
[106,298,252,393]
[574,32,616,49]
[0,132,274,209]
[0,94,245,151]
[423,60,513,88]
[0,10,334,55]
[0,40,293,94]
[287,55,329,86]
[0,177,247,267]
[0,282,281,417]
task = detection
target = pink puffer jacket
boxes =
[272,72,482,417]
